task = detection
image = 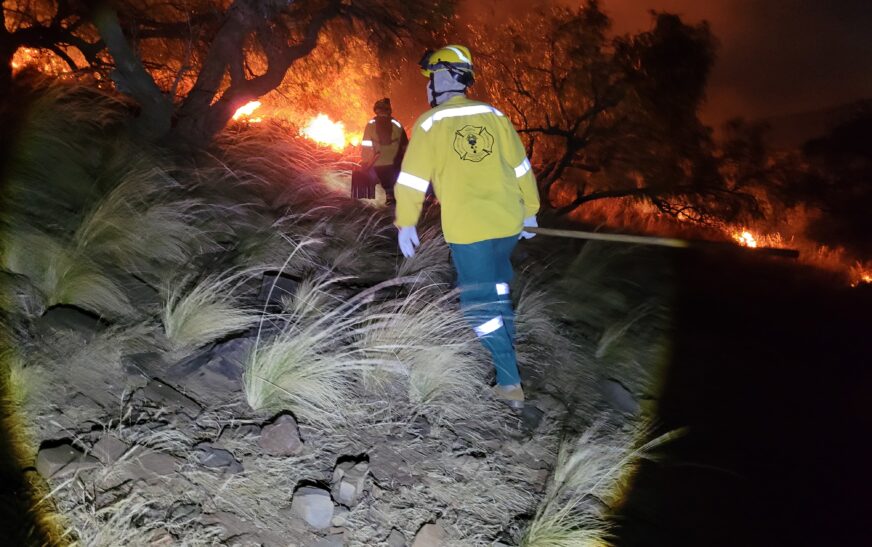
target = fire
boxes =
[731,228,783,249]
[11,47,67,75]
[232,101,263,123]
[850,263,872,288]
[300,114,352,151]
[734,230,758,248]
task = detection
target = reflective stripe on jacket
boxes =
[361,117,408,167]
[395,95,539,244]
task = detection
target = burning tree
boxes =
[2,0,455,145]
[471,2,756,222]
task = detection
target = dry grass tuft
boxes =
[1,228,133,318]
[161,270,262,354]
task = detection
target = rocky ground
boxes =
[1,89,660,545]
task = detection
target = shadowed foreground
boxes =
[615,249,872,546]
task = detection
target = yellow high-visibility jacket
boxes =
[361,116,408,167]
[395,95,540,244]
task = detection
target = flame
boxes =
[232,100,262,122]
[731,228,783,249]
[733,230,758,248]
[301,114,346,150]
[850,263,872,288]
[301,113,354,151]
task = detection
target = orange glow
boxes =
[232,100,263,123]
[10,46,74,75]
[850,263,872,288]
[300,113,360,151]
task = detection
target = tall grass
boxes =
[161,270,263,353]
[4,82,130,219]
[213,121,354,210]
[521,423,678,547]
[357,286,490,418]
[244,277,490,424]
[1,228,133,318]
[395,226,453,283]
[73,165,211,279]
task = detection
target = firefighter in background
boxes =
[393,45,540,409]
[361,98,408,206]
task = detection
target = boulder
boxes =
[259,414,303,456]
[291,486,334,530]
[36,443,100,479]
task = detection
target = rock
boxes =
[139,378,202,418]
[149,528,175,546]
[600,378,640,415]
[0,270,44,316]
[331,459,369,506]
[291,486,334,530]
[518,404,545,432]
[258,271,300,307]
[168,502,201,522]
[411,522,446,547]
[369,445,417,487]
[219,424,262,443]
[164,338,253,404]
[194,442,243,473]
[122,352,166,379]
[34,305,106,340]
[259,414,303,456]
[202,511,257,540]
[36,443,100,479]
[122,446,180,480]
[387,528,407,547]
[451,455,486,477]
[311,533,345,547]
[331,506,349,527]
[90,435,130,465]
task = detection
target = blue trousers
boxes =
[449,235,521,386]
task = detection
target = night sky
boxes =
[458,0,872,128]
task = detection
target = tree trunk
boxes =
[92,6,173,141]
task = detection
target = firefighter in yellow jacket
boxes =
[361,98,408,206]
[394,45,540,408]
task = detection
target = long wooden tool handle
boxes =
[525,226,800,258]
[525,227,689,248]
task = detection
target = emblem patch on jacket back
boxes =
[453,125,494,162]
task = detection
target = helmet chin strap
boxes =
[428,73,467,107]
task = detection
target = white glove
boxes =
[398,226,420,257]
[519,216,538,239]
